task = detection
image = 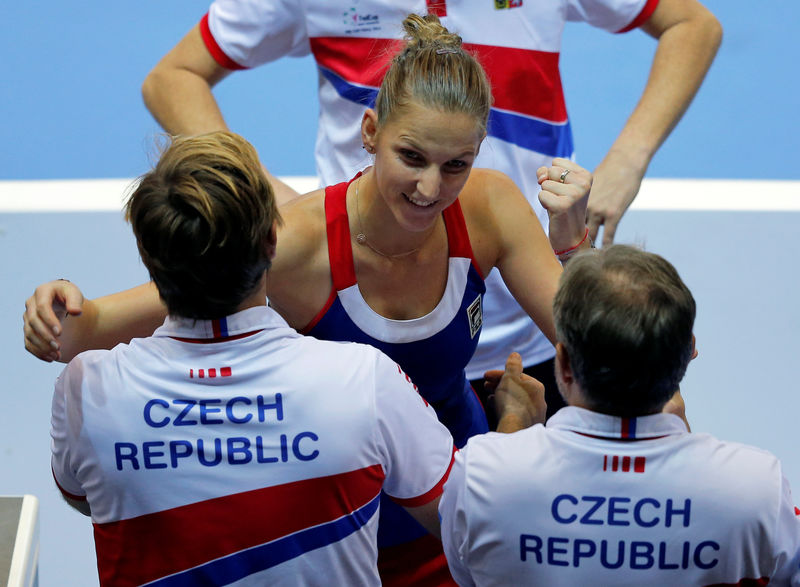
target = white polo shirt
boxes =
[51,305,454,586]
[440,406,800,586]
[200,0,659,376]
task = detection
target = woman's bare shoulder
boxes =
[276,188,327,259]
[268,188,334,328]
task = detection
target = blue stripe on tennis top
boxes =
[318,65,573,158]
[147,493,381,586]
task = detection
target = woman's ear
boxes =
[361,108,378,153]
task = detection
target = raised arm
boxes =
[587,0,722,245]
[469,162,590,344]
[141,24,299,206]
[24,281,166,363]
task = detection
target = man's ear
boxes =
[690,334,698,360]
[555,342,573,385]
[361,108,378,153]
[265,221,278,259]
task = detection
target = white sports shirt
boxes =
[200,0,659,377]
[440,406,800,586]
[51,305,454,586]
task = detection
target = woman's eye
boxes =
[446,160,467,171]
[401,150,422,163]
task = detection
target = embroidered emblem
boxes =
[467,295,483,339]
[495,0,523,9]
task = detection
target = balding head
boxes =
[553,245,696,417]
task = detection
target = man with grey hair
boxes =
[439,245,800,586]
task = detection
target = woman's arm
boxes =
[24,281,166,363]
[464,162,592,344]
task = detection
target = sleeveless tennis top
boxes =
[303,175,487,446]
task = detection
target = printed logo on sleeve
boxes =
[495,0,523,9]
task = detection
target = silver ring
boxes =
[559,169,571,182]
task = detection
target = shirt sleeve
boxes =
[50,361,86,501]
[439,447,476,587]
[566,0,659,33]
[372,353,455,506]
[770,472,800,585]
[203,0,311,70]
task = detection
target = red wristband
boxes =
[553,227,589,257]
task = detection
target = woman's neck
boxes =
[350,171,439,259]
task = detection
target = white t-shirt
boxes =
[439,406,800,586]
[51,305,454,586]
[201,0,659,376]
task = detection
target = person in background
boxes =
[140,0,722,419]
[28,14,590,585]
[439,244,800,586]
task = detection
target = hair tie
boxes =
[436,47,459,55]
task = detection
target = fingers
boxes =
[22,280,84,362]
[482,369,504,394]
[62,287,85,319]
[537,161,592,213]
[23,304,60,362]
[504,352,523,378]
[601,218,618,247]
[24,294,59,347]
[586,212,602,245]
[23,326,59,362]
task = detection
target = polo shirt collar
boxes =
[547,406,688,440]
[153,305,291,341]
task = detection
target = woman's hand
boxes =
[23,280,85,362]
[537,158,592,255]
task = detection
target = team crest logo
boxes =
[494,0,523,8]
[467,296,483,339]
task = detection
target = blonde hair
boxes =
[374,13,492,133]
[125,131,282,319]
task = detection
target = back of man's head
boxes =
[124,131,282,319]
[553,245,696,417]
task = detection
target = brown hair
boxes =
[374,13,492,133]
[125,131,282,319]
[553,245,696,417]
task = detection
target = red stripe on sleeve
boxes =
[390,446,457,507]
[52,467,86,502]
[617,0,660,33]
[199,13,247,70]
